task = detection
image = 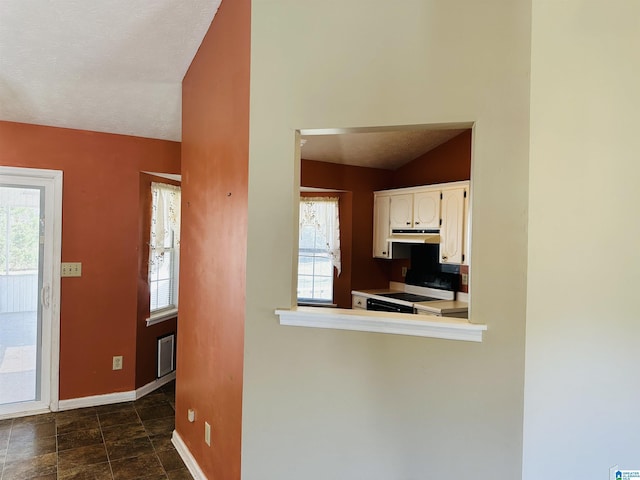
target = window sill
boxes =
[146,308,178,327]
[275,306,486,342]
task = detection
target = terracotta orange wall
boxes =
[135,173,180,389]
[392,130,471,188]
[177,0,250,477]
[0,120,181,399]
[301,160,392,295]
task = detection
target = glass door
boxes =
[0,168,62,418]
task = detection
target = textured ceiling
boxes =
[301,128,467,170]
[0,0,221,141]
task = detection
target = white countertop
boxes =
[414,299,469,314]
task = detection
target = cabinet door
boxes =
[373,195,391,258]
[389,194,413,229]
[352,295,366,309]
[413,190,440,229]
[440,187,465,264]
[463,189,470,265]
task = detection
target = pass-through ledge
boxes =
[275,306,486,342]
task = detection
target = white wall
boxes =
[245,1,531,478]
[523,2,640,478]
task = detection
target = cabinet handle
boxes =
[415,221,420,225]
[382,251,386,255]
[406,222,411,225]
[442,255,447,261]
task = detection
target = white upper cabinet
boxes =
[373,193,391,258]
[463,188,470,265]
[439,186,466,264]
[389,194,413,229]
[389,191,440,230]
[413,190,441,229]
[373,181,469,264]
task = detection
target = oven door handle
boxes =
[366,298,414,314]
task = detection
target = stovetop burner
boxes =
[379,292,442,302]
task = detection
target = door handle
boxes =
[41,284,50,309]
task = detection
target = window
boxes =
[297,197,341,304]
[149,182,181,314]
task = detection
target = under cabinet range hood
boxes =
[386,229,440,244]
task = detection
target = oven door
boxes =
[366,298,414,314]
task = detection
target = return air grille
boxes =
[157,334,175,378]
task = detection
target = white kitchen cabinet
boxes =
[389,191,439,229]
[373,181,469,264]
[352,294,366,310]
[413,190,440,229]
[389,194,413,229]
[373,193,391,258]
[463,188,470,265]
[439,186,466,264]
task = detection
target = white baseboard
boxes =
[58,372,176,411]
[58,390,136,411]
[135,372,176,399]
[172,430,207,480]
[0,407,50,421]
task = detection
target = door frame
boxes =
[0,166,62,418]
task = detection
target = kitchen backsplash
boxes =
[389,258,469,294]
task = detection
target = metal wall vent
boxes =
[157,334,175,378]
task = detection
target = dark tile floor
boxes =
[0,381,193,480]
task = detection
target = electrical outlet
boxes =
[204,421,211,446]
[401,267,408,278]
[112,355,123,370]
[61,262,82,277]
[188,409,195,422]
[461,273,468,286]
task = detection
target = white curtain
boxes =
[299,197,341,276]
[150,182,181,251]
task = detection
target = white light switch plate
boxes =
[61,262,82,277]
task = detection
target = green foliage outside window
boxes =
[0,205,40,274]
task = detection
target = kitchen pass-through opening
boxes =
[295,122,473,315]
